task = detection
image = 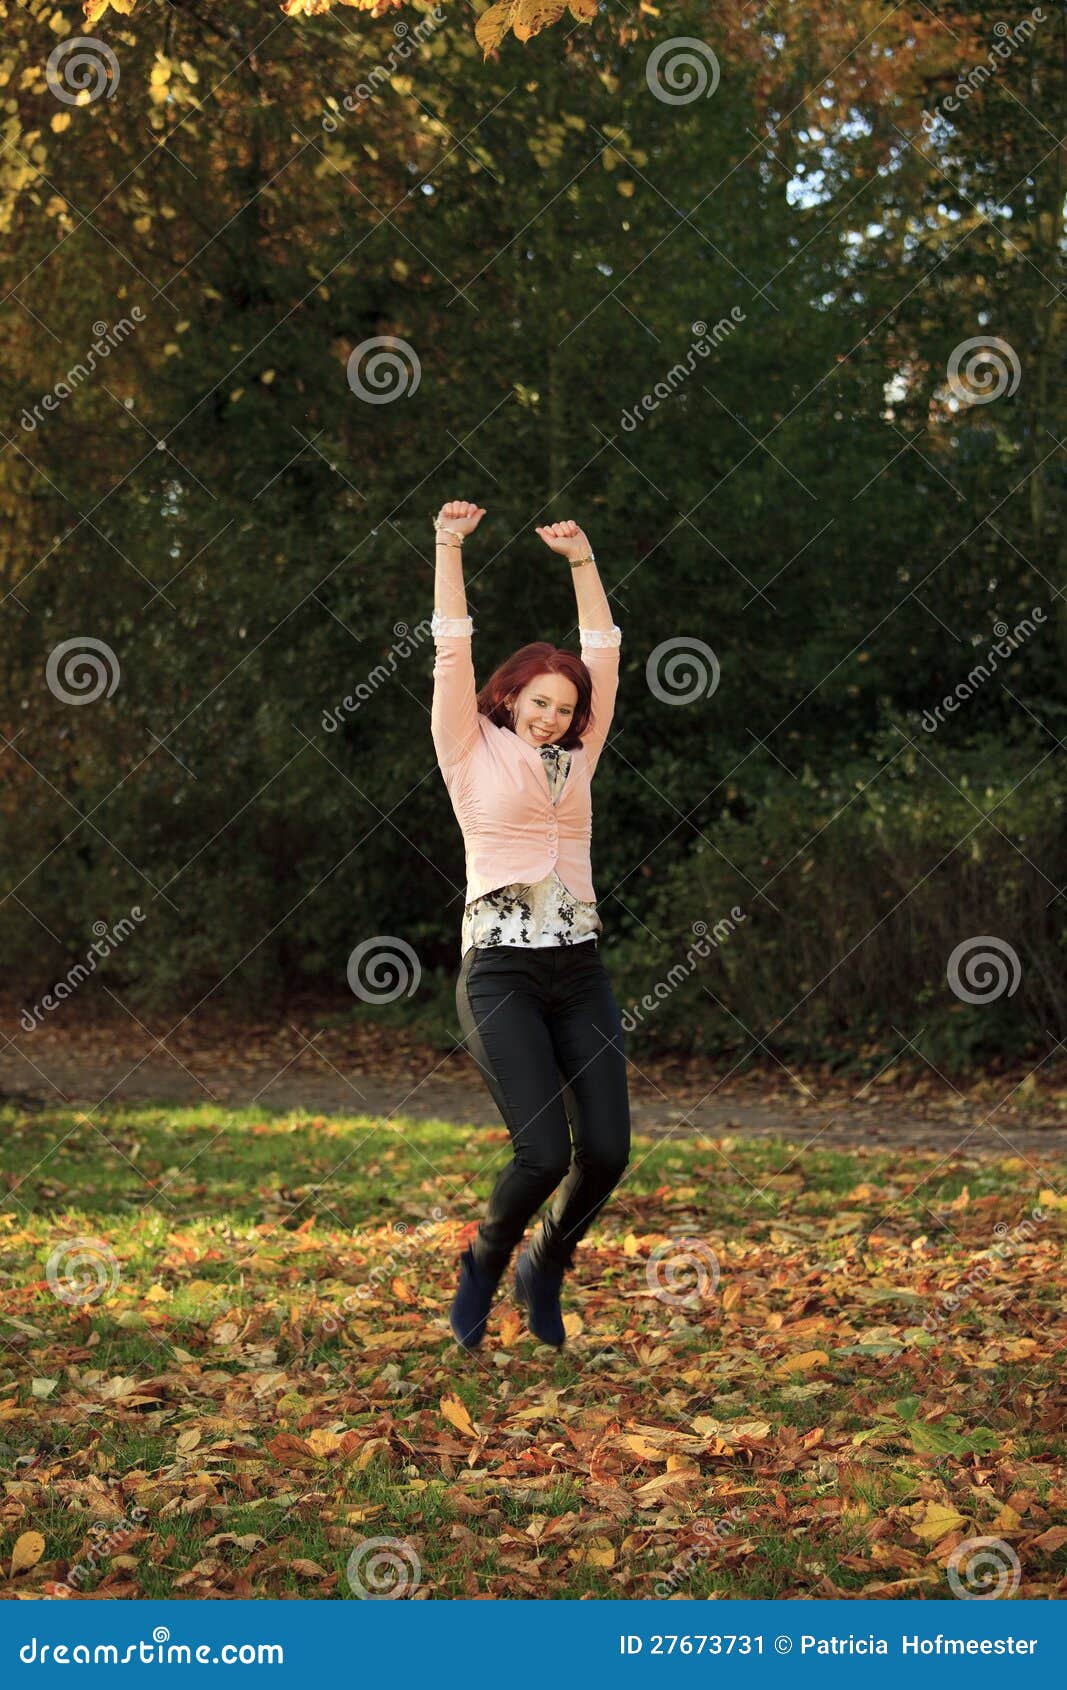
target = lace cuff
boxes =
[580,624,622,649]
[431,609,473,638]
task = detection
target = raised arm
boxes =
[430,501,486,773]
[534,518,622,776]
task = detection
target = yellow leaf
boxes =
[50,112,71,133]
[992,1503,1023,1533]
[498,1308,521,1346]
[176,1429,201,1453]
[11,1531,45,1575]
[617,181,635,197]
[615,1435,669,1462]
[143,1283,170,1302]
[1038,1189,1067,1210]
[907,1500,968,1543]
[774,1350,829,1375]
[354,1436,391,1470]
[623,1233,639,1256]
[260,369,276,384]
[440,1394,477,1438]
[305,1428,346,1458]
[562,1310,583,1339]
[568,1535,616,1566]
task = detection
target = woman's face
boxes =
[508,671,579,747]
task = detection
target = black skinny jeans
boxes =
[455,940,632,1277]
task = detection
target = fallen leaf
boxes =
[440,1395,477,1438]
[11,1531,45,1575]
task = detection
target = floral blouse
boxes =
[460,738,603,957]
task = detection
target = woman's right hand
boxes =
[435,500,486,540]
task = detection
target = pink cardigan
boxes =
[430,612,622,905]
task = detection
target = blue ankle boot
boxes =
[513,1248,566,1347]
[449,1244,502,1350]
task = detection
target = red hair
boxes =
[476,642,593,752]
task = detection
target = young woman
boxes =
[430,499,632,1351]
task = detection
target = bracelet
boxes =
[431,512,465,546]
[570,553,595,568]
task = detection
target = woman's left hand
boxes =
[534,520,592,563]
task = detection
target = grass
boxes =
[0,1100,1064,1599]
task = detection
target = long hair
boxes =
[476,642,593,752]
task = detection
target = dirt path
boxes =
[2,995,1066,1162]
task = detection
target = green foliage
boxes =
[0,1,1063,1067]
